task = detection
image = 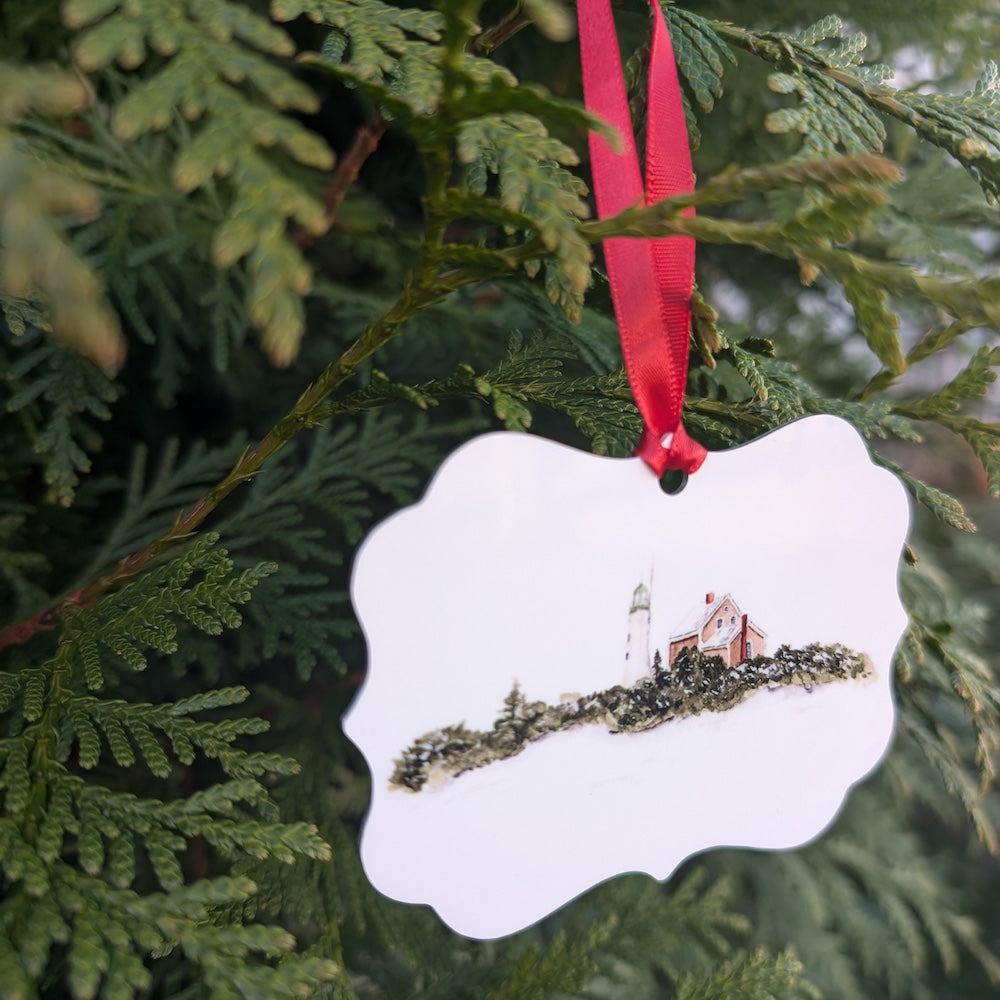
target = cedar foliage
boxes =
[1,0,999,996]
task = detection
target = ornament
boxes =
[343,0,911,941]
[346,415,909,938]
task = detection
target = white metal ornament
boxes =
[346,415,910,939]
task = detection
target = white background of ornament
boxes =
[347,415,909,939]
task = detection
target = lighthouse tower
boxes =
[623,581,652,685]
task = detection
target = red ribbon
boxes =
[578,0,706,476]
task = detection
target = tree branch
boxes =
[326,115,388,223]
[0,257,500,652]
[294,113,389,249]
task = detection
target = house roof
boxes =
[668,592,768,642]
[668,593,737,640]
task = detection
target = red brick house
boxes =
[667,592,767,668]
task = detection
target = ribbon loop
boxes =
[578,0,706,476]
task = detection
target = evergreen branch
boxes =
[713,18,1000,200]
[0,63,124,372]
[22,100,262,399]
[873,455,975,532]
[0,537,344,996]
[0,538,340,986]
[308,334,640,453]
[484,922,610,999]
[674,947,819,1000]
[864,346,1000,498]
[2,325,119,507]
[583,200,1000,343]
[672,153,903,210]
[894,345,1000,419]
[67,436,247,589]
[932,415,1000,497]
[858,320,976,400]
[4,3,549,647]
[66,0,336,365]
[576,868,751,985]
[68,284,448,596]
[720,782,1000,996]
[439,153,906,286]
[665,7,737,139]
[0,254,502,649]
[899,560,1000,803]
[216,413,450,678]
[290,0,601,320]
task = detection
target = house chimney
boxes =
[740,614,748,661]
[705,592,714,605]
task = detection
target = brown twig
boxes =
[294,114,389,248]
[326,115,388,222]
[0,609,58,653]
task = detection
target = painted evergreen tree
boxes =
[1,0,999,996]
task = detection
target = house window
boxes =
[716,618,723,629]
[746,639,754,657]
[730,615,736,624]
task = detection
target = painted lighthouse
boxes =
[623,580,652,685]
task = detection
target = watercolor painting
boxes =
[391,585,872,793]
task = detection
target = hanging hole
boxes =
[659,469,688,495]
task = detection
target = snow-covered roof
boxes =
[668,593,768,642]
[668,593,737,640]
[701,623,742,650]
